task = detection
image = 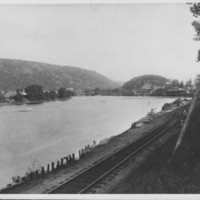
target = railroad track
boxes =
[47,106,185,194]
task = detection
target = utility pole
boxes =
[173,4,200,154]
[173,83,200,154]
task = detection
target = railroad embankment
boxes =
[1,98,190,194]
[112,101,200,193]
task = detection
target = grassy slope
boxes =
[112,102,200,193]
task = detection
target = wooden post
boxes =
[72,153,75,160]
[66,156,69,164]
[63,157,68,165]
[81,149,84,157]
[69,155,72,162]
[51,162,55,171]
[35,170,39,176]
[79,150,81,159]
[56,161,60,168]
[61,158,64,166]
[47,164,50,173]
[198,49,200,62]
[173,84,200,154]
[41,167,45,174]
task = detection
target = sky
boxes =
[0,3,199,82]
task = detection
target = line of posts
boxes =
[32,146,89,177]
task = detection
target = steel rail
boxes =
[78,113,179,193]
[47,109,183,194]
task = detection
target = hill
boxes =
[123,75,169,90]
[0,59,118,91]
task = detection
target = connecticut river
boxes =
[0,96,176,188]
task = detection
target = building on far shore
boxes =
[150,87,186,96]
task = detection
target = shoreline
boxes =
[0,98,71,107]
[0,97,190,193]
[0,95,191,107]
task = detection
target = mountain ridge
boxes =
[0,58,119,91]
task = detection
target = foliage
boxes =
[190,3,200,18]
[10,159,42,185]
[12,93,23,102]
[194,74,200,87]
[179,81,184,88]
[58,88,70,99]
[11,176,21,184]
[43,91,50,101]
[49,90,57,100]
[123,75,168,90]
[190,4,200,41]
[165,79,185,89]
[0,93,5,102]
[25,85,44,101]
[94,87,100,95]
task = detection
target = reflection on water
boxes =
[0,96,176,188]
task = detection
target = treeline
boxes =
[83,78,196,97]
[84,88,135,96]
[6,85,75,103]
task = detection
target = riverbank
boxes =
[112,101,200,193]
[0,95,189,107]
[0,98,71,107]
[0,98,189,193]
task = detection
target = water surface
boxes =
[0,96,176,188]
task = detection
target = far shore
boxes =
[0,95,191,107]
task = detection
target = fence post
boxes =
[66,156,69,164]
[56,161,60,169]
[72,153,75,161]
[61,158,64,166]
[79,150,81,159]
[51,162,55,171]
[47,164,50,173]
[69,155,72,162]
[41,167,45,174]
[35,170,39,176]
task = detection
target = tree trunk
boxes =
[173,83,200,154]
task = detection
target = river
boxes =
[0,96,176,189]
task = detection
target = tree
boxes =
[0,92,5,103]
[43,91,50,101]
[194,74,200,87]
[190,3,200,41]
[58,88,68,99]
[171,79,180,87]
[25,85,44,101]
[173,4,200,154]
[179,81,184,88]
[12,93,23,102]
[49,90,57,100]
[94,87,100,95]
[185,79,193,89]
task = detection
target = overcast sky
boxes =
[0,3,199,82]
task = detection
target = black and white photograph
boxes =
[0,0,200,197]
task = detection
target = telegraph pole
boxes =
[173,83,200,154]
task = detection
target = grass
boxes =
[113,103,200,193]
